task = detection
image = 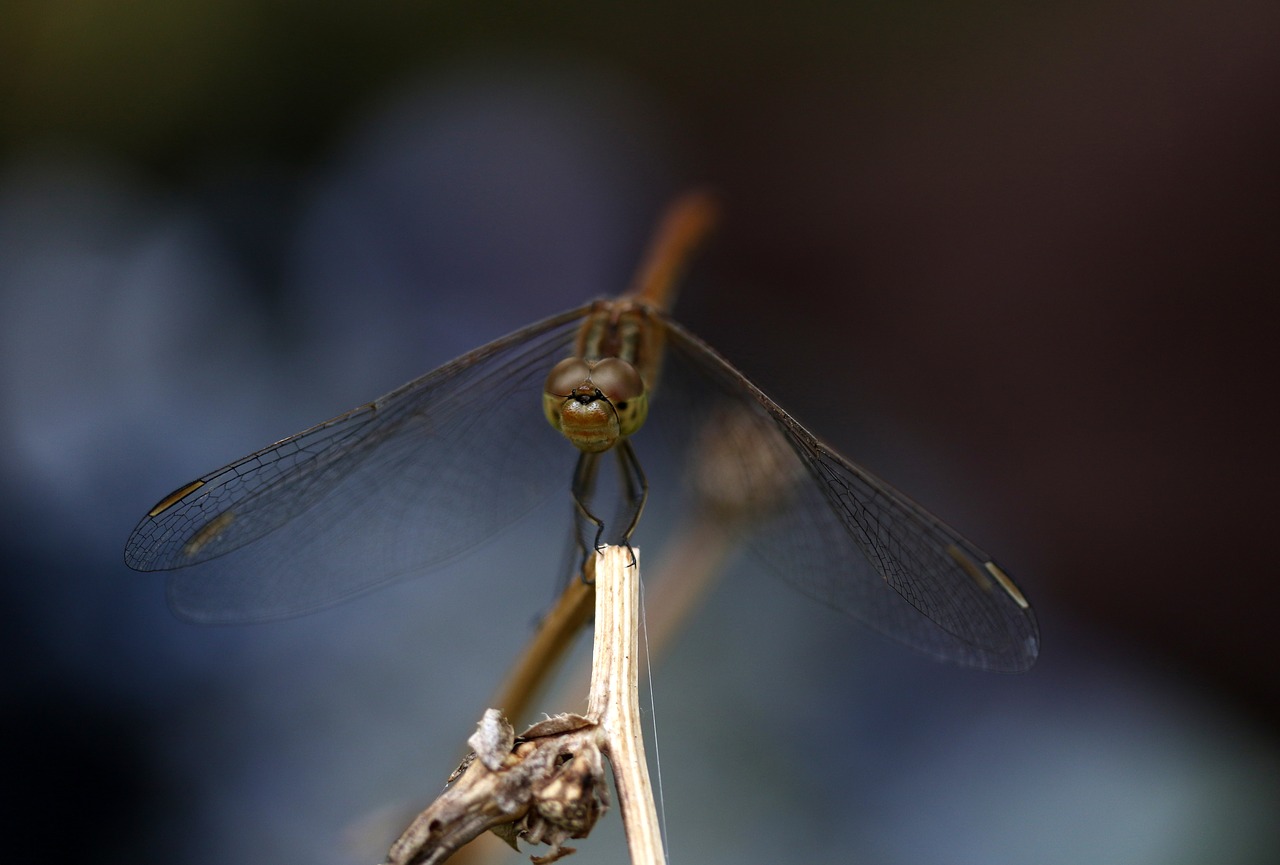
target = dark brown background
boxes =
[3,1,1277,863]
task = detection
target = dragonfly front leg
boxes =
[614,440,648,566]
[570,443,648,576]
[571,450,605,577]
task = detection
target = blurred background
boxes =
[2,1,1278,863]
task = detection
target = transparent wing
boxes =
[124,305,593,622]
[655,315,1039,672]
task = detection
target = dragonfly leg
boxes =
[571,451,605,579]
[614,440,648,568]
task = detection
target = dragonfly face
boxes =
[542,356,649,453]
[544,296,669,455]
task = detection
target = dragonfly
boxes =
[125,192,1038,672]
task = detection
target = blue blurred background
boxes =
[2,2,1277,863]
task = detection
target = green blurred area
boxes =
[0,0,1034,170]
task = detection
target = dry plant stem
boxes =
[450,523,739,865]
[535,512,737,739]
[382,547,663,865]
[587,545,664,865]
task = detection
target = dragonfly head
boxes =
[543,357,649,453]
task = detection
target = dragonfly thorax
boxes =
[543,356,649,453]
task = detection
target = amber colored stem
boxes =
[625,190,719,313]
[489,572,595,726]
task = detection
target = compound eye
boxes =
[545,358,591,397]
[590,358,645,406]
